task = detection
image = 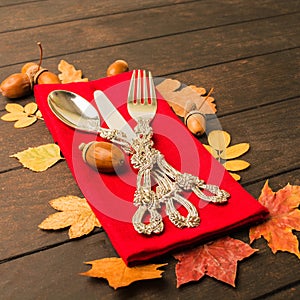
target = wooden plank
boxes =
[0,170,299,299]
[0,7,299,68]
[0,163,83,261]
[0,0,45,7]
[170,49,300,115]
[0,0,193,32]
[261,284,300,299]
[215,98,300,183]
[0,33,299,112]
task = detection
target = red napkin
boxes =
[34,71,268,265]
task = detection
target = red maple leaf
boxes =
[173,236,257,287]
[249,181,300,258]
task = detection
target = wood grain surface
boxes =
[1,0,299,299]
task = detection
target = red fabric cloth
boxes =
[34,71,268,265]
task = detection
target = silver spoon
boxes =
[47,90,131,151]
[48,90,101,133]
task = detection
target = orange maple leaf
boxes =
[173,236,257,287]
[80,257,167,289]
[249,181,300,258]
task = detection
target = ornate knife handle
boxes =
[130,118,230,235]
[98,127,133,154]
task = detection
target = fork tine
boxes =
[136,69,141,104]
[148,71,156,105]
[127,70,136,104]
[142,70,148,104]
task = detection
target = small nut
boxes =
[34,69,61,84]
[106,59,129,77]
[0,73,32,99]
[79,141,125,173]
[184,111,206,136]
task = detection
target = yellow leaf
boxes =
[24,102,38,115]
[220,143,250,160]
[5,103,24,113]
[208,130,231,151]
[203,144,219,159]
[38,211,77,230]
[1,112,27,121]
[39,195,101,239]
[223,160,250,171]
[58,59,88,83]
[10,143,63,172]
[229,172,241,181]
[80,257,167,289]
[14,116,37,128]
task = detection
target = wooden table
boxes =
[1,1,299,299]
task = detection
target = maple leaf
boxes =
[10,143,63,172]
[249,181,300,258]
[80,257,167,289]
[39,195,101,239]
[1,102,43,128]
[173,236,257,287]
[156,78,216,117]
[203,130,250,181]
[58,59,88,83]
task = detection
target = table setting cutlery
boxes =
[47,70,230,235]
[34,70,268,264]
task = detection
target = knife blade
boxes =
[94,90,136,142]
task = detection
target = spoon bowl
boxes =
[47,90,100,132]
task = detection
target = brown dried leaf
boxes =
[208,130,231,151]
[39,196,101,239]
[80,257,167,289]
[10,143,63,172]
[223,159,250,171]
[58,59,88,83]
[156,79,216,117]
[14,116,37,128]
[174,237,257,287]
[189,85,206,95]
[250,181,300,258]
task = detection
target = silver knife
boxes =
[94,90,136,143]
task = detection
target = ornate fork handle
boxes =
[130,118,230,234]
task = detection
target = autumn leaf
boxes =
[39,195,101,239]
[1,102,42,128]
[80,257,167,289]
[174,236,257,287]
[203,130,250,180]
[58,59,88,83]
[156,78,216,117]
[249,181,300,258]
[10,143,63,172]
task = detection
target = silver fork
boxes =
[127,70,230,235]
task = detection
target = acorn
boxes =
[79,141,125,173]
[0,73,32,98]
[34,68,61,84]
[183,100,206,136]
[184,111,206,136]
[106,59,129,77]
